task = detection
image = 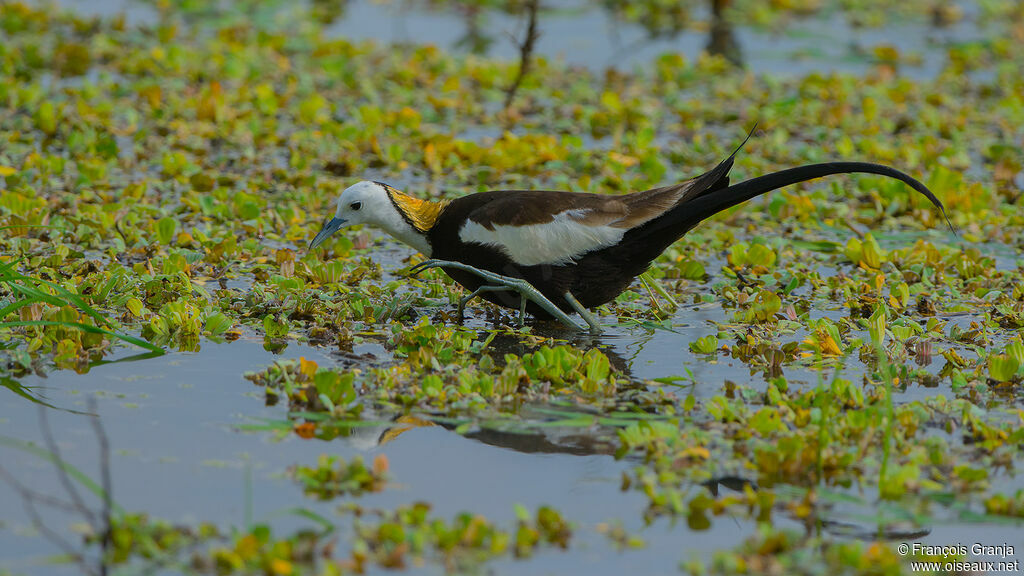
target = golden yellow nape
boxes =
[387,187,449,232]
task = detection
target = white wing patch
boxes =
[459,210,625,266]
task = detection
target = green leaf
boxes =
[314,371,355,405]
[688,335,718,355]
[988,354,1019,382]
[126,297,144,317]
[35,101,58,135]
[262,315,289,338]
[156,217,177,245]
[746,243,776,268]
[750,408,782,435]
[203,312,232,335]
[676,259,705,280]
[868,302,887,345]
[1005,340,1024,368]
[421,374,443,397]
[861,233,885,268]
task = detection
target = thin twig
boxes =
[503,0,540,112]
[88,397,113,576]
[0,467,79,512]
[25,494,95,574]
[40,405,98,528]
[0,399,115,575]
[0,463,96,576]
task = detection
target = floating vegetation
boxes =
[0,259,163,371]
[291,454,389,499]
[346,502,572,572]
[245,357,358,415]
[2,0,1024,574]
[91,492,573,575]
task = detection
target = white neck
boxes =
[373,207,433,256]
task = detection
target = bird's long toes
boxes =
[409,259,441,275]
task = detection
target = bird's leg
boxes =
[518,295,527,328]
[409,259,586,331]
[563,292,602,334]
[458,285,509,318]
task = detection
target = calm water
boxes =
[3,0,1023,574]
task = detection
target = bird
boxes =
[310,130,952,333]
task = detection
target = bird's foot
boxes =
[457,285,507,318]
[563,292,603,334]
[408,259,587,331]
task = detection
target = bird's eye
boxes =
[350,202,362,211]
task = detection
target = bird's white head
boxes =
[309,180,438,255]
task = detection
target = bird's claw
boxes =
[405,259,596,332]
[408,259,447,277]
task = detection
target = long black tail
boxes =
[663,161,954,236]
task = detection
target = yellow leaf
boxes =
[793,502,813,518]
[373,454,390,475]
[0,166,16,176]
[820,334,843,356]
[608,151,638,167]
[269,558,293,576]
[235,534,259,558]
[681,446,710,460]
[298,357,318,379]
[294,422,316,439]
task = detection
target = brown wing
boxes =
[464,143,739,232]
[465,191,628,229]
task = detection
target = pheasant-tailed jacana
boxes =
[310,132,951,332]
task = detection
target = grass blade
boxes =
[0,320,163,354]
